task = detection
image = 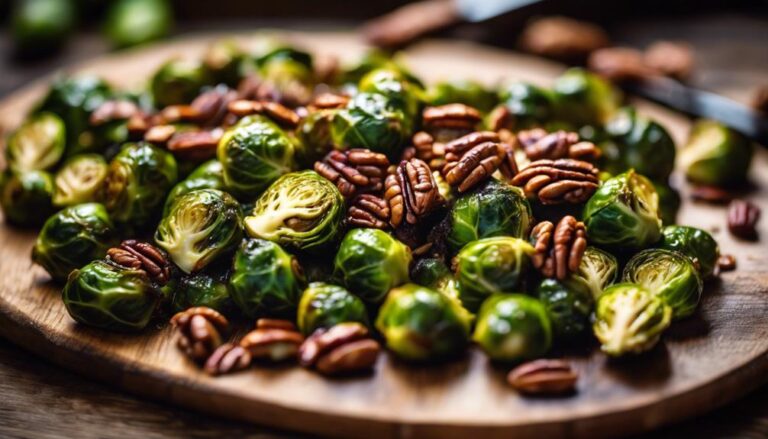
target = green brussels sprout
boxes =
[552,68,621,126]
[497,82,555,128]
[593,283,672,356]
[155,189,242,273]
[564,246,618,300]
[202,39,246,87]
[252,45,315,106]
[622,249,703,319]
[376,284,472,361]
[447,179,533,252]
[337,49,421,88]
[295,110,335,168]
[217,115,296,198]
[62,259,160,331]
[6,112,66,172]
[473,294,552,362]
[228,238,304,319]
[10,0,75,55]
[333,228,412,305]
[359,68,423,125]
[297,282,369,335]
[150,58,212,107]
[171,273,234,314]
[331,92,408,157]
[103,142,178,228]
[0,169,55,226]
[104,0,172,49]
[583,170,662,251]
[163,159,224,214]
[32,203,118,282]
[411,257,459,298]
[426,80,497,113]
[454,237,534,312]
[536,279,593,340]
[244,171,344,252]
[52,154,108,207]
[658,225,719,278]
[653,181,681,226]
[680,119,753,187]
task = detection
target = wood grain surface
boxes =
[0,31,766,439]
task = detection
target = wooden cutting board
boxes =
[0,31,766,439]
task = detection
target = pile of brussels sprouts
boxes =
[0,39,754,371]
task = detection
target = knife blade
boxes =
[454,0,545,22]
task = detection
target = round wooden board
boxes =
[0,31,767,439]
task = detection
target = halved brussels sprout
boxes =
[411,257,459,298]
[427,79,497,113]
[172,273,234,315]
[32,202,118,282]
[297,282,369,335]
[155,189,242,273]
[376,284,472,361]
[447,179,533,253]
[583,170,661,251]
[552,68,621,126]
[623,249,703,319]
[604,108,676,182]
[537,278,593,341]
[454,236,534,312]
[163,159,224,214]
[53,154,108,207]
[593,283,671,356]
[244,170,344,252]
[0,169,55,226]
[333,228,412,305]
[104,0,172,49]
[331,92,408,157]
[497,82,554,128]
[564,246,618,300]
[150,58,212,107]
[658,225,719,278]
[217,115,296,198]
[6,112,66,172]
[680,119,753,186]
[473,294,552,362]
[653,181,681,226]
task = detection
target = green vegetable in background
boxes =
[680,119,753,187]
[536,278,593,341]
[295,110,335,168]
[497,82,554,128]
[53,154,108,207]
[11,0,75,55]
[297,282,369,335]
[653,181,681,226]
[172,272,233,314]
[104,0,173,49]
[331,92,408,157]
[473,294,552,362]
[552,68,621,126]
[563,246,618,301]
[6,112,66,172]
[603,108,676,182]
[658,225,719,278]
[0,169,55,226]
[150,58,211,107]
[203,39,245,87]
[427,79,497,113]
[253,44,315,107]
[163,159,225,215]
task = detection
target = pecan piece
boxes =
[107,240,171,285]
[166,129,223,161]
[160,87,237,127]
[487,105,514,132]
[530,216,587,280]
[510,159,599,204]
[90,100,140,126]
[299,322,380,376]
[507,359,578,395]
[519,16,609,62]
[240,318,304,362]
[310,92,350,110]
[204,343,252,376]
[315,149,390,198]
[226,99,300,128]
[171,307,229,362]
[587,47,657,82]
[348,194,390,229]
[518,129,601,162]
[644,41,694,81]
[727,200,761,240]
[405,131,446,171]
[144,124,177,144]
[714,254,737,276]
[385,158,444,228]
[442,131,516,192]
[423,104,482,130]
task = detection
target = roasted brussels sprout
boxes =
[564,246,618,300]
[359,68,423,125]
[623,249,703,319]
[658,225,719,278]
[583,170,662,251]
[6,112,66,172]
[680,119,753,187]
[252,44,315,106]
[411,257,458,298]
[297,282,369,335]
[0,169,55,226]
[603,108,676,182]
[172,273,234,314]
[203,39,245,87]
[53,154,108,207]
[103,142,178,228]
[337,49,420,88]
[11,0,75,55]
[376,284,472,361]
[552,68,621,126]
[217,115,296,198]
[228,238,304,318]
[446,179,533,253]
[295,110,335,168]
[333,228,411,305]
[653,181,681,226]
[536,279,593,340]
[150,58,211,107]
[497,82,555,128]
[163,159,224,214]
[155,189,242,273]
[331,92,408,157]
[454,237,534,312]
[32,203,118,282]
[593,283,672,356]
[473,294,552,362]
[244,171,344,252]
[104,0,172,49]
[62,259,160,331]
[426,80,497,113]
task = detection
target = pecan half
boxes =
[423,104,482,130]
[530,216,587,280]
[166,129,223,161]
[226,99,301,128]
[727,200,761,240]
[487,105,514,132]
[385,158,444,228]
[240,319,304,362]
[299,322,380,376]
[160,86,237,128]
[519,16,609,62]
[644,41,694,81]
[714,254,737,276]
[587,47,657,82]
[510,159,599,204]
[107,240,171,285]
[405,131,446,171]
[144,124,177,144]
[315,149,390,198]
[171,307,229,362]
[442,131,516,192]
[310,92,350,110]
[518,129,601,162]
[204,343,252,376]
[90,100,140,126]
[348,194,390,229]
[507,359,578,394]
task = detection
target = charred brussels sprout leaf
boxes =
[150,58,211,107]
[473,294,552,362]
[658,225,719,278]
[104,0,172,49]
[680,119,753,186]
[163,159,225,214]
[53,154,108,207]
[0,169,55,226]
[297,282,369,335]
[552,68,621,126]
[427,80,497,113]
[536,279,593,341]
[172,273,234,314]
[603,108,676,182]
[498,82,555,128]
[331,92,408,157]
[564,246,618,300]
[6,112,66,172]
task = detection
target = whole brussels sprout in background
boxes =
[653,181,681,226]
[217,115,296,198]
[171,273,234,315]
[6,112,66,172]
[359,68,423,126]
[163,159,224,214]
[103,142,178,229]
[249,44,315,106]
[537,278,593,341]
[62,259,160,331]
[680,119,753,187]
[0,169,55,226]
[454,236,534,312]
[376,284,472,361]
[564,246,618,301]
[150,58,211,107]
[411,257,458,298]
[426,79,497,113]
[623,249,703,319]
[295,110,335,168]
[583,170,661,251]
[228,238,304,319]
[202,39,246,87]
[593,283,671,356]
[53,154,108,207]
[10,0,75,55]
[331,92,408,157]
[473,294,552,362]
[297,282,369,336]
[155,189,242,273]
[104,0,173,49]
[244,171,344,252]
[658,225,719,278]
[497,82,554,128]
[603,108,676,182]
[32,203,118,282]
[337,49,421,89]
[333,228,411,305]
[552,68,621,126]
[447,179,533,253]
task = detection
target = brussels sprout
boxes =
[552,68,621,126]
[658,225,719,278]
[583,170,662,251]
[473,294,552,362]
[411,257,458,297]
[150,58,212,107]
[103,142,178,228]
[333,228,412,305]
[244,171,344,252]
[163,159,224,214]
[297,282,369,335]
[593,283,672,356]
[331,92,408,157]
[359,68,423,126]
[337,49,421,88]
[253,45,315,106]
[623,249,703,319]
[497,82,554,128]
[202,39,246,87]
[10,0,75,55]
[0,169,55,226]
[680,119,753,186]
[564,246,618,300]
[426,80,497,113]
[217,115,296,198]
[228,238,304,318]
[104,0,172,49]
[536,279,593,341]
[53,154,108,207]
[653,181,681,226]
[454,237,534,312]
[447,179,533,252]
[32,203,118,282]
[172,273,233,314]
[376,284,472,361]
[295,110,335,168]
[6,112,66,172]
[62,259,160,331]
[155,189,242,273]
